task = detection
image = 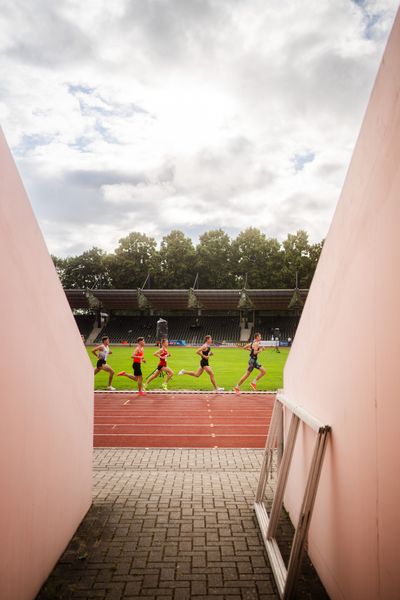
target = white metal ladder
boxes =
[254,391,331,599]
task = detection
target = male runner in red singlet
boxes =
[143,339,174,390]
[178,335,223,391]
[117,337,146,395]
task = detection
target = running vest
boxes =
[159,347,168,364]
[99,346,109,361]
[200,345,211,365]
[249,343,258,360]
[134,348,144,363]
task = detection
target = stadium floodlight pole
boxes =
[68,264,85,286]
[141,272,151,289]
[137,288,152,311]
[85,287,102,326]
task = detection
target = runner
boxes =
[178,335,223,391]
[92,336,115,390]
[143,338,174,391]
[117,337,146,395]
[233,332,266,393]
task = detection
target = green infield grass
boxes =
[89,345,289,392]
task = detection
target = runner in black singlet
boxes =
[178,335,224,392]
[233,332,266,393]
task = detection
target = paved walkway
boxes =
[37,449,328,600]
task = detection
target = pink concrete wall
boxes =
[0,129,93,599]
[283,10,400,600]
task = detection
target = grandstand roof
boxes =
[65,288,308,311]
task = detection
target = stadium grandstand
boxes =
[68,288,307,345]
[254,315,300,342]
[73,314,97,340]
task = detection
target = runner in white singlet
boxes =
[92,336,115,390]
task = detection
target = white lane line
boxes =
[94,433,267,437]
[94,422,268,428]
[94,390,276,394]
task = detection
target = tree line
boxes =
[52,228,323,290]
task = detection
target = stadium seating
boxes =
[94,316,157,344]
[74,314,95,340]
[255,316,299,341]
[92,315,298,345]
[93,315,241,344]
[167,316,240,344]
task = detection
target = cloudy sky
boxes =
[0,0,398,257]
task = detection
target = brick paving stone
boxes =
[174,589,191,600]
[192,580,207,595]
[160,568,175,581]
[36,448,329,600]
[192,554,207,569]
[161,581,190,590]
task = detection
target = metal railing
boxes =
[254,391,331,599]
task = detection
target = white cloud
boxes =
[102,181,176,206]
[0,0,398,256]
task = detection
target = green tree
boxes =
[308,239,324,283]
[263,237,285,288]
[108,232,159,288]
[53,247,112,288]
[159,230,196,288]
[195,229,233,288]
[309,239,324,265]
[51,255,67,284]
[281,230,316,288]
[52,228,324,291]
[231,228,279,288]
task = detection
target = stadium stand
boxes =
[93,315,241,345]
[65,288,308,313]
[93,316,157,344]
[74,314,95,340]
[167,316,240,344]
[66,289,305,345]
[255,316,299,341]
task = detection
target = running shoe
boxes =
[217,387,224,391]
[162,382,168,391]
[107,386,116,391]
[117,371,126,377]
[250,382,257,391]
[178,369,185,375]
[138,391,146,396]
[233,386,241,395]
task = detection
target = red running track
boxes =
[94,392,275,448]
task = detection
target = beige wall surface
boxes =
[0,129,93,600]
[283,10,400,600]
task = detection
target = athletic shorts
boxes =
[200,358,209,368]
[157,362,167,371]
[132,362,142,377]
[97,358,106,368]
[248,357,261,372]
